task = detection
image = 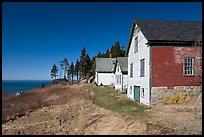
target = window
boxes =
[184,57,195,76]
[140,59,145,77]
[130,86,132,94]
[118,75,121,84]
[134,37,138,53]
[118,67,119,72]
[141,88,144,98]
[116,75,121,84]
[130,63,133,78]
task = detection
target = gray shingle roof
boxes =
[126,19,202,54]
[116,57,128,74]
[135,19,202,41]
[95,58,117,73]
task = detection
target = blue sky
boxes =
[2,2,202,80]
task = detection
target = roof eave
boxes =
[147,40,195,46]
[126,21,136,56]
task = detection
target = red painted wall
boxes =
[152,46,201,88]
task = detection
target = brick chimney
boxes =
[109,53,112,58]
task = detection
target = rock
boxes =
[80,79,88,84]
[16,113,20,117]
[197,92,202,104]
[16,92,20,96]
[5,116,11,122]
[16,91,24,96]
[88,76,95,84]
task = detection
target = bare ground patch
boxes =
[2,84,202,135]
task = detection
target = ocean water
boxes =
[2,80,52,94]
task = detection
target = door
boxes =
[134,86,140,102]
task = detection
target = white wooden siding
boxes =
[96,72,115,85]
[127,24,150,105]
[114,62,128,92]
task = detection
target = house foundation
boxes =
[151,86,202,105]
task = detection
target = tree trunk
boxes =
[60,67,61,81]
[72,74,73,81]
[64,66,66,81]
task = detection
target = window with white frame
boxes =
[134,37,138,53]
[184,57,195,76]
[141,88,144,98]
[130,86,132,94]
[140,59,145,77]
[130,63,133,78]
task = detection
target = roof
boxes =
[115,57,128,74]
[126,19,202,54]
[95,58,117,73]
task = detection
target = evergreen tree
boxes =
[111,44,116,58]
[84,53,91,78]
[80,47,86,79]
[75,59,80,80]
[51,64,58,80]
[105,49,111,58]
[110,41,125,58]
[89,56,95,76]
[59,60,64,81]
[115,41,121,57]
[63,58,69,80]
[68,62,75,81]
[96,51,102,58]
[121,45,126,57]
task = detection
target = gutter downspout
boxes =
[149,45,152,105]
[122,73,123,91]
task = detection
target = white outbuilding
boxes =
[95,58,116,86]
[114,57,128,93]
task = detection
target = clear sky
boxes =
[2,2,202,80]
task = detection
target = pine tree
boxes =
[111,44,116,58]
[80,47,86,79]
[75,59,80,80]
[89,56,95,76]
[68,62,75,81]
[51,64,58,81]
[105,49,110,58]
[84,53,91,78]
[63,58,68,80]
[115,41,121,57]
[59,60,64,81]
[96,51,102,58]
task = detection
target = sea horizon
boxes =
[2,80,52,94]
[2,79,52,81]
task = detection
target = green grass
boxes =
[89,85,146,117]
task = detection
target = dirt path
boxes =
[2,84,202,135]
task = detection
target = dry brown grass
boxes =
[2,84,74,124]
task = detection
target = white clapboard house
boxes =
[114,57,128,93]
[95,58,117,86]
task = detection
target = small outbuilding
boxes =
[95,58,117,86]
[114,57,128,93]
